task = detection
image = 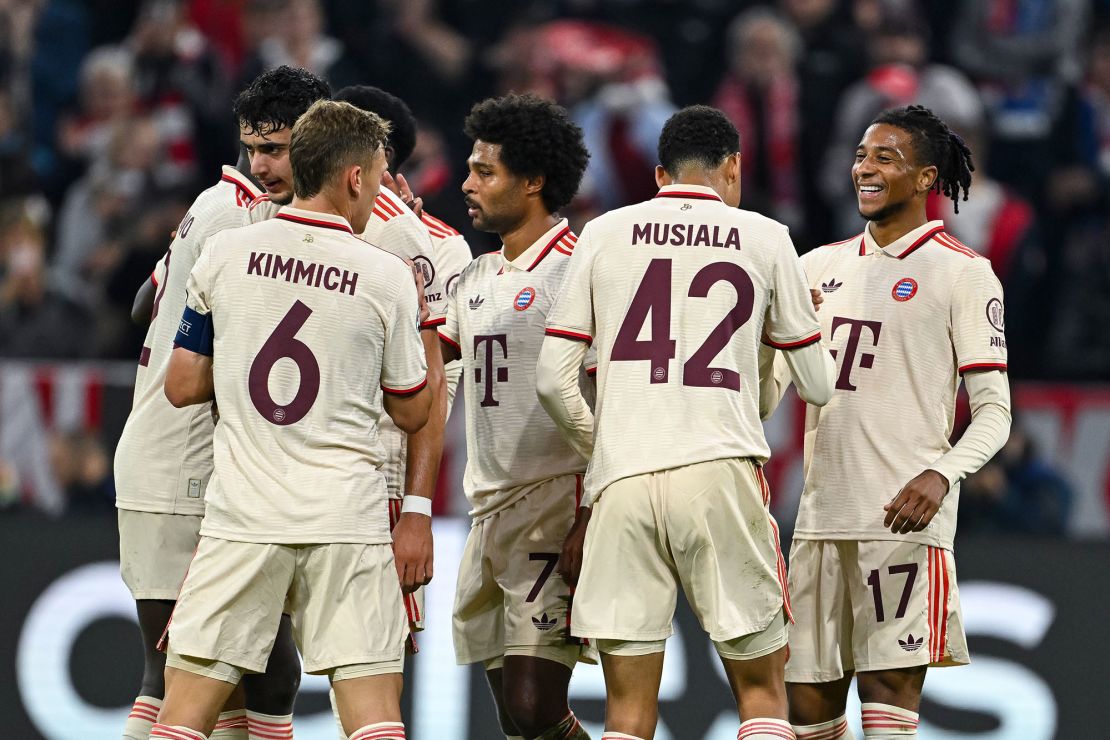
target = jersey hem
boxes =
[197,527,393,545]
[115,500,206,516]
[467,471,584,523]
[791,530,953,551]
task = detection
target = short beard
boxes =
[269,190,294,206]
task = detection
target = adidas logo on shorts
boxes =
[898,633,924,652]
[532,612,558,631]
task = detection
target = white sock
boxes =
[211,710,248,739]
[150,724,208,740]
[601,734,646,740]
[737,718,797,739]
[329,687,345,738]
[123,696,162,739]
[861,703,918,737]
[246,710,293,740]
[349,721,406,740]
[793,715,854,740]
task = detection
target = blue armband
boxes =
[174,306,214,356]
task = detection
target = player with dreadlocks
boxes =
[760,104,1011,740]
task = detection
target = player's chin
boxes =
[267,186,294,205]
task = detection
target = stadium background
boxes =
[1,0,1108,737]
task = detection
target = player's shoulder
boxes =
[806,232,865,262]
[926,229,985,265]
[372,189,423,230]
[420,210,462,239]
[455,250,499,285]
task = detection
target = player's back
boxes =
[192,208,426,545]
[114,166,261,515]
[580,185,819,497]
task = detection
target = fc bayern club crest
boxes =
[514,286,537,311]
[892,277,918,302]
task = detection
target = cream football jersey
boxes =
[421,210,473,415]
[789,220,1007,550]
[546,184,821,504]
[179,207,428,544]
[114,166,261,515]
[362,188,449,499]
[440,219,592,520]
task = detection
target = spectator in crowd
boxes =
[55,45,137,180]
[960,417,1072,537]
[820,2,984,236]
[49,429,114,514]
[238,0,360,91]
[0,88,38,199]
[714,7,807,238]
[126,0,231,183]
[0,205,86,358]
[53,115,164,308]
[779,0,866,245]
[951,0,1090,200]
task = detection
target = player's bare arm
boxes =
[382,382,432,434]
[164,347,214,407]
[131,276,156,324]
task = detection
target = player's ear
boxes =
[524,173,545,199]
[728,152,741,185]
[916,164,938,195]
[655,165,671,188]
[347,164,363,199]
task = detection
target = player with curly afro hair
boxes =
[462,93,589,233]
[446,93,593,740]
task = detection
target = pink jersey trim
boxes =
[419,316,446,331]
[654,190,723,202]
[895,225,946,259]
[275,212,354,234]
[438,332,460,351]
[527,225,574,271]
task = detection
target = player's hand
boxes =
[810,288,824,312]
[405,258,431,326]
[883,469,950,534]
[382,171,425,218]
[392,510,434,593]
[559,506,591,586]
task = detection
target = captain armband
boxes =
[173,306,214,356]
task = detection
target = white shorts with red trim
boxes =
[452,474,593,667]
[573,458,790,645]
[785,539,968,683]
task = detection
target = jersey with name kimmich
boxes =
[545,184,821,503]
[114,166,261,515]
[792,220,1007,550]
[440,219,592,520]
[183,207,427,544]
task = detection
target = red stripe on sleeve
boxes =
[382,377,427,396]
[544,328,592,344]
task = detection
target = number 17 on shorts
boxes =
[785,539,969,682]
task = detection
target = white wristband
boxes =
[400,496,432,516]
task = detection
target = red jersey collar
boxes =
[860,220,945,259]
[274,207,354,234]
[654,184,724,203]
[502,218,572,272]
[220,165,263,202]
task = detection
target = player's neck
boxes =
[867,205,930,248]
[500,212,559,263]
[291,192,353,225]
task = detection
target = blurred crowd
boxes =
[0,0,1104,528]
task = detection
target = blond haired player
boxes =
[150,100,431,740]
[762,106,1011,740]
[114,66,329,740]
[538,105,835,740]
[438,94,594,740]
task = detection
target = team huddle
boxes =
[113,65,1011,740]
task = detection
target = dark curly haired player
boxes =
[114,66,329,740]
[760,105,1009,740]
[437,94,594,740]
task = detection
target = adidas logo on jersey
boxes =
[469,295,484,310]
[532,612,558,631]
[898,634,924,652]
[821,278,843,293]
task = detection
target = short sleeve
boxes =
[174,237,218,354]
[384,216,447,327]
[381,270,429,395]
[184,237,217,316]
[545,224,597,344]
[436,234,473,299]
[952,258,1007,374]
[439,268,462,353]
[763,227,822,350]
